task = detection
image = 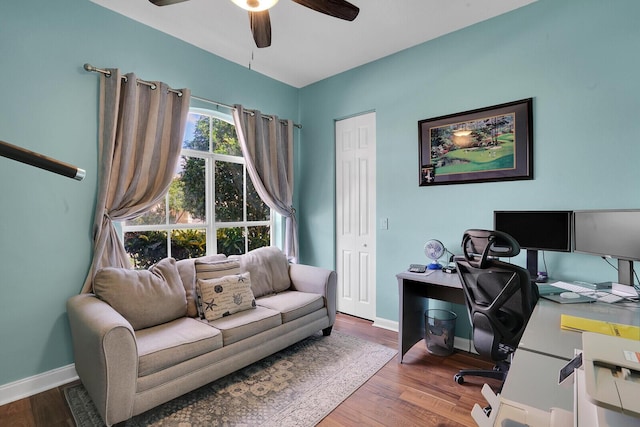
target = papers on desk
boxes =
[560,314,640,340]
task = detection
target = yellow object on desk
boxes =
[560,314,640,340]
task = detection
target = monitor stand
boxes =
[618,259,634,286]
[526,249,542,282]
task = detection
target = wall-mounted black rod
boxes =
[0,140,86,181]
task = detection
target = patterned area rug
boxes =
[64,330,396,426]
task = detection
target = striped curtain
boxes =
[82,69,191,292]
[232,105,298,262]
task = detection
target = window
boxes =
[122,109,272,269]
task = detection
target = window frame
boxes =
[121,108,273,260]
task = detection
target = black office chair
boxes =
[453,229,539,388]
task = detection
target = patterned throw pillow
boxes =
[194,259,241,319]
[197,272,256,321]
[176,254,227,318]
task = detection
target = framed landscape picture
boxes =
[418,98,533,186]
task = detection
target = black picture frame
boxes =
[418,98,533,186]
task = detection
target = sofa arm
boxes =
[67,294,138,426]
[288,263,337,326]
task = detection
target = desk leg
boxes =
[398,277,427,363]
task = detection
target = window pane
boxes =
[211,119,241,156]
[248,226,270,251]
[179,156,206,222]
[217,227,245,255]
[122,109,273,264]
[168,173,185,224]
[125,199,167,226]
[215,161,243,222]
[124,231,167,269]
[247,174,270,221]
[183,113,210,151]
[171,229,206,260]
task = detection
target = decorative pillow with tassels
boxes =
[176,254,227,318]
[197,272,256,321]
[194,259,241,318]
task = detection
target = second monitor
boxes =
[494,210,573,280]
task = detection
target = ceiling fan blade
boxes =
[148,0,190,6]
[249,10,272,48]
[291,0,359,21]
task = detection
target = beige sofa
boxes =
[67,247,336,426]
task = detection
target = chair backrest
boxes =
[454,229,538,361]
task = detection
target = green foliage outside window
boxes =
[124,112,271,268]
[125,226,270,269]
[125,230,206,269]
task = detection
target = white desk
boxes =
[518,299,640,361]
[497,349,575,425]
[494,298,640,426]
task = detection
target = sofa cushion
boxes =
[93,258,186,330]
[256,291,325,323]
[194,259,241,318]
[207,306,281,345]
[197,272,256,321]
[235,246,292,298]
[136,317,223,377]
[176,254,227,318]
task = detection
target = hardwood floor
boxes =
[0,382,77,427]
[320,313,500,427]
[0,313,497,426]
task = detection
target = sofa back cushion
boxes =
[93,258,187,330]
[234,246,291,298]
[176,254,227,317]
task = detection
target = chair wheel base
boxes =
[454,374,464,384]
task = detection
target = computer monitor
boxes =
[494,210,573,279]
[573,209,640,286]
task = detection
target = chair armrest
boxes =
[66,294,138,425]
[288,263,337,326]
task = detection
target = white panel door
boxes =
[335,112,376,320]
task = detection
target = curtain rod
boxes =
[83,64,302,129]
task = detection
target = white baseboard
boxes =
[372,317,398,332]
[454,336,477,354]
[0,364,78,406]
[372,316,477,355]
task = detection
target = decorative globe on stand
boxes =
[424,239,446,270]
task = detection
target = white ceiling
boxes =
[90,0,537,88]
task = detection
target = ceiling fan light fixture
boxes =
[231,0,279,12]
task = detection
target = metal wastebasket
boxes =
[424,309,457,356]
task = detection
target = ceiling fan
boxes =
[148,0,360,48]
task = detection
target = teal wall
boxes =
[297,0,640,326]
[0,0,297,386]
[2,0,640,391]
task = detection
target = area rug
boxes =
[64,330,397,426]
